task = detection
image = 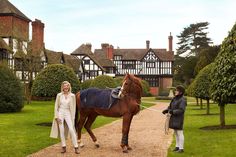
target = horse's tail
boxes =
[75,92,81,131]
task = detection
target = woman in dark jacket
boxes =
[162,85,186,153]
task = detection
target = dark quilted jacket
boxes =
[168,96,187,130]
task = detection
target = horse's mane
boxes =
[129,74,142,90]
[124,74,142,102]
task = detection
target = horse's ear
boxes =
[126,72,130,77]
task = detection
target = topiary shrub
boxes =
[141,80,151,96]
[0,63,23,112]
[114,77,123,86]
[32,64,80,97]
[80,79,93,90]
[90,75,116,89]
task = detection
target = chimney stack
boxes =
[32,19,44,55]
[107,45,113,60]
[146,40,150,49]
[85,43,92,51]
[101,43,109,50]
[168,32,173,52]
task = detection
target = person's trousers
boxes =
[58,109,78,148]
[174,130,184,149]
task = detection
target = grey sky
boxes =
[10,0,236,54]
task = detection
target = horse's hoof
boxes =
[79,143,84,148]
[122,146,128,153]
[127,146,132,150]
[94,141,100,148]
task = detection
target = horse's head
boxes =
[118,73,142,101]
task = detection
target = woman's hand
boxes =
[55,118,62,124]
[162,109,168,114]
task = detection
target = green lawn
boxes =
[0,100,156,157]
[4,98,236,157]
[167,99,236,157]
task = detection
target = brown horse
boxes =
[75,73,142,153]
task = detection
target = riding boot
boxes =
[172,147,179,152]
[75,147,79,154]
[61,146,66,153]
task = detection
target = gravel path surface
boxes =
[28,102,173,157]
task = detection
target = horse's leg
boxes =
[120,113,133,153]
[77,112,87,148]
[84,114,99,148]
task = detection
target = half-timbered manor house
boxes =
[93,38,174,95]
[0,0,83,81]
[71,37,174,95]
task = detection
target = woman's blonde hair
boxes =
[61,81,72,93]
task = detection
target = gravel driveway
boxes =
[28,102,173,157]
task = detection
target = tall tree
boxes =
[194,45,220,75]
[177,22,212,56]
[173,55,198,86]
[211,22,236,127]
[194,63,214,114]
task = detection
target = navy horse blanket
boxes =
[80,87,120,109]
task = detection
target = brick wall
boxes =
[162,77,173,90]
[0,16,29,40]
[150,87,159,96]
[0,16,12,37]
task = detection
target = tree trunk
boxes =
[196,97,199,106]
[219,104,225,128]
[26,82,32,104]
[206,99,210,115]
[200,98,203,109]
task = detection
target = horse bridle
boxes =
[118,78,142,99]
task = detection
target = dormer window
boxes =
[114,55,122,60]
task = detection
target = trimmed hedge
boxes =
[32,64,80,97]
[90,75,116,89]
[141,80,151,96]
[0,63,23,112]
[80,79,93,90]
[114,77,123,86]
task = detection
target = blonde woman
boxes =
[50,81,79,154]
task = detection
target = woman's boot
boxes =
[61,146,66,153]
[75,147,79,154]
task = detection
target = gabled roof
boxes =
[71,44,93,55]
[93,50,115,67]
[97,58,116,67]
[153,49,174,61]
[0,0,31,22]
[113,49,147,60]
[94,48,174,61]
[140,48,174,61]
[82,54,106,72]
[44,49,63,64]
[63,54,82,72]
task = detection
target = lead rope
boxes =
[139,104,171,134]
[165,113,171,135]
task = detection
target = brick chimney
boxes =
[107,45,113,60]
[101,43,109,50]
[168,32,173,52]
[146,40,150,49]
[32,19,44,55]
[85,43,92,51]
